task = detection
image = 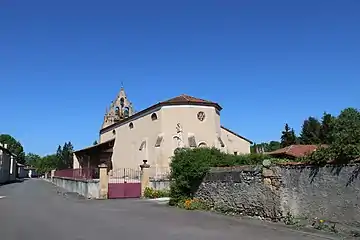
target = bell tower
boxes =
[101,87,135,130]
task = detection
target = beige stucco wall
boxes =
[220,127,251,154]
[99,128,115,143]
[160,105,219,158]
[97,104,251,177]
[107,108,162,176]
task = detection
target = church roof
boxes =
[160,94,222,110]
[100,94,222,134]
[163,94,216,104]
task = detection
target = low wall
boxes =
[196,166,281,219]
[196,163,360,228]
[149,179,170,191]
[52,177,100,199]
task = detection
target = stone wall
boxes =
[149,179,170,191]
[196,163,360,227]
[52,177,100,199]
[278,164,360,228]
[196,165,282,220]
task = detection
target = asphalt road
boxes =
[0,179,335,240]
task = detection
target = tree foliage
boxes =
[305,108,360,164]
[299,117,321,144]
[25,153,42,166]
[319,112,336,144]
[30,142,74,174]
[251,141,281,153]
[280,124,297,147]
[0,134,26,164]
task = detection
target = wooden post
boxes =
[140,160,150,198]
[98,163,109,199]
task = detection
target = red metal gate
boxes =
[108,168,141,199]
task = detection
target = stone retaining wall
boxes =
[52,177,100,199]
[196,163,360,228]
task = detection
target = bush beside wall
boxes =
[169,147,285,205]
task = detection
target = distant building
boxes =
[17,163,27,178]
[0,143,17,184]
[73,88,252,177]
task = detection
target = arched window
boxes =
[198,142,208,148]
[124,107,129,118]
[151,113,158,121]
[129,122,134,129]
[115,106,120,114]
[120,98,124,107]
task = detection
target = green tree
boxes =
[306,108,360,164]
[250,141,281,153]
[55,142,74,169]
[0,134,26,164]
[34,154,58,174]
[319,112,336,144]
[299,117,321,144]
[280,124,297,148]
[332,108,360,145]
[61,142,74,169]
[25,153,41,166]
[268,141,281,151]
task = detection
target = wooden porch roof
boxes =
[74,138,115,155]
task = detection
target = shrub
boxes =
[179,198,209,210]
[169,147,276,205]
[143,187,170,199]
[303,144,360,165]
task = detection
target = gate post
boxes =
[98,163,109,199]
[50,169,56,181]
[140,160,150,197]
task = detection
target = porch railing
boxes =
[54,168,99,180]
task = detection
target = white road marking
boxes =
[0,196,6,199]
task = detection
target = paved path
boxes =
[0,179,336,240]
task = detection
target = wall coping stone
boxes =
[210,165,261,172]
[53,176,100,183]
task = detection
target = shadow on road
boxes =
[0,178,28,187]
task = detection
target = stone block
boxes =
[262,168,274,177]
[263,178,272,185]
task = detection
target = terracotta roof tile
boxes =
[266,145,325,158]
[162,94,215,104]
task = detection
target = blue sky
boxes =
[0,0,359,155]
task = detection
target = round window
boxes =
[197,111,205,121]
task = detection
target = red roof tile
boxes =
[160,94,222,110]
[266,145,325,158]
[162,94,214,104]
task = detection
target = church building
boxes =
[73,88,252,177]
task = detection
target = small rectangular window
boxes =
[188,136,197,148]
[234,151,238,156]
[155,136,163,147]
[139,141,146,150]
[218,137,225,147]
